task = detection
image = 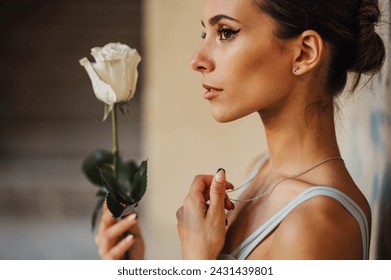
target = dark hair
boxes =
[256,0,386,97]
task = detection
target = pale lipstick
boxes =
[202,84,223,100]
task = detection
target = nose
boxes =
[190,43,214,73]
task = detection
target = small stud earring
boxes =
[293,66,300,74]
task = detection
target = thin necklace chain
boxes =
[227,157,344,203]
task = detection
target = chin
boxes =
[211,110,238,123]
[211,107,255,123]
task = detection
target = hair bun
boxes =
[358,0,380,33]
[351,0,385,74]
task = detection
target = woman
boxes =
[95,0,385,260]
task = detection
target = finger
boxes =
[96,204,116,245]
[105,213,138,242]
[187,174,234,213]
[224,195,235,211]
[224,181,235,210]
[186,175,213,215]
[97,213,138,258]
[208,168,227,217]
[189,176,234,203]
[204,182,234,211]
[176,206,183,222]
[226,182,235,190]
[100,202,117,228]
[189,175,213,195]
[104,234,135,260]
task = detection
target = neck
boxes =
[259,100,340,174]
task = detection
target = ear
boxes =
[292,30,324,75]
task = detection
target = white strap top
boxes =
[219,186,370,260]
[219,157,370,260]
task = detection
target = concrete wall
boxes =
[0,0,143,259]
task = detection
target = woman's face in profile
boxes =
[191,0,297,122]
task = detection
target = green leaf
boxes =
[117,160,138,196]
[131,159,148,203]
[91,196,105,231]
[99,167,133,205]
[106,193,125,219]
[85,156,148,220]
[82,149,114,187]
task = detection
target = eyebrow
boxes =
[201,14,240,27]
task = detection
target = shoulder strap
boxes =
[232,186,369,260]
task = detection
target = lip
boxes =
[202,84,223,100]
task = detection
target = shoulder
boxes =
[246,153,268,173]
[270,193,363,259]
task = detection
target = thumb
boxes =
[208,168,227,217]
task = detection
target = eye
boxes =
[201,31,206,39]
[218,27,241,41]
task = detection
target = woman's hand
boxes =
[95,204,145,260]
[176,169,234,259]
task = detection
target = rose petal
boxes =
[81,43,141,104]
[79,57,117,105]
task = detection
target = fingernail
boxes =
[126,234,134,242]
[215,168,225,183]
[127,213,137,222]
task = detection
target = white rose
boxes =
[79,42,141,105]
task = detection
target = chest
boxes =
[223,197,278,254]
[223,182,305,255]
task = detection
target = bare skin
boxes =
[96,0,372,260]
[177,0,371,259]
[95,204,144,260]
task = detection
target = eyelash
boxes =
[201,27,241,41]
[218,27,241,41]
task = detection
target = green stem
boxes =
[111,104,129,260]
[111,105,119,178]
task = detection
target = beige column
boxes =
[142,0,266,259]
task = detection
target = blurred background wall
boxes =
[338,0,391,259]
[0,0,143,259]
[0,0,389,260]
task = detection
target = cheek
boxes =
[227,51,293,114]
[224,51,270,99]
[216,51,262,93]
[223,43,273,83]
[235,46,292,93]
[210,42,293,121]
